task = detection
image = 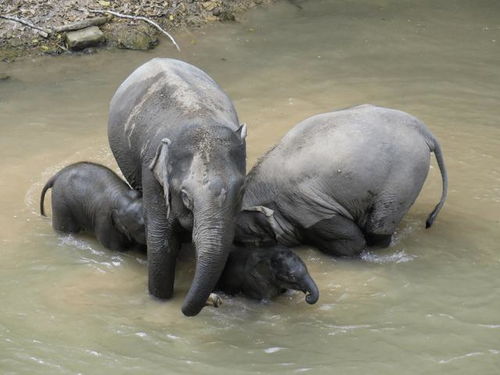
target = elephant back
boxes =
[109,58,239,134]
[108,58,240,189]
[244,104,434,228]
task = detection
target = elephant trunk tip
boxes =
[302,275,319,305]
[305,291,319,304]
[181,303,202,317]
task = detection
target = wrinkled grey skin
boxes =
[216,245,319,304]
[235,105,448,256]
[40,162,146,251]
[108,58,246,316]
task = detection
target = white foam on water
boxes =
[58,234,105,256]
[264,347,285,354]
[361,250,417,264]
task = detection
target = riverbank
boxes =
[0,0,276,62]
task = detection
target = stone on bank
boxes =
[66,26,105,50]
[110,24,159,50]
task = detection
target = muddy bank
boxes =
[0,0,277,62]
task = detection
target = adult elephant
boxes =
[235,104,447,256]
[108,58,246,316]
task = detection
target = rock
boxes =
[0,73,10,81]
[66,26,105,50]
[111,24,158,51]
[218,10,236,22]
[186,15,203,26]
[202,1,218,11]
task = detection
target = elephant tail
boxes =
[40,175,56,216]
[426,138,448,228]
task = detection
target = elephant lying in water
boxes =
[217,245,319,304]
[235,104,448,256]
[40,162,145,251]
[108,58,247,316]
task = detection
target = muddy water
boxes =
[1,0,500,373]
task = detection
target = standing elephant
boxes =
[235,104,448,256]
[108,58,246,316]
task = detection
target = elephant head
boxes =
[267,248,319,304]
[111,190,146,245]
[149,123,247,316]
[244,247,319,304]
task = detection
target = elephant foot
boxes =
[205,293,223,308]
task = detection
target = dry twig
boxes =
[0,15,51,37]
[53,16,109,33]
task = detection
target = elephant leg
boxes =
[365,233,392,248]
[52,202,80,233]
[303,215,366,257]
[142,166,181,300]
[364,195,410,248]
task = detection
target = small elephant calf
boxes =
[216,246,319,304]
[40,162,146,251]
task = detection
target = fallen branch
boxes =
[85,9,180,51]
[53,16,109,33]
[56,43,69,52]
[0,15,51,37]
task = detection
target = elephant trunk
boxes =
[181,212,233,317]
[301,274,319,305]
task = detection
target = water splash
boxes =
[361,250,416,264]
[58,234,106,256]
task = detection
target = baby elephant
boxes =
[216,246,319,304]
[40,162,146,251]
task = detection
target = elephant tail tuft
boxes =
[426,138,448,228]
[40,175,56,216]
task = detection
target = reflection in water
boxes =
[1,0,500,373]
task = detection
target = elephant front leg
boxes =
[148,227,180,299]
[143,169,181,300]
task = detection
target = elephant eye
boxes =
[181,189,193,209]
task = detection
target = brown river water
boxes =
[1,0,500,373]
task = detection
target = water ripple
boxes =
[439,351,484,364]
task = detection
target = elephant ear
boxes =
[148,138,172,217]
[242,206,287,243]
[236,123,247,141]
